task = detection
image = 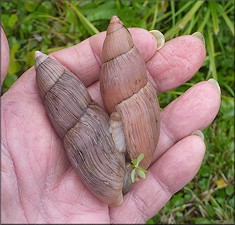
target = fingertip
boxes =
[208,78,221,94]
[191,32,205,46]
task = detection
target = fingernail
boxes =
[208,78,221,94]
[149,30,165,50]
[192,130,204,141]
[192,32,205,46]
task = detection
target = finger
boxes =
[146,35,206,93]
[1,26,10,84]
[153,79,220,160]
[110,134,205,224]
[50,28,158,87]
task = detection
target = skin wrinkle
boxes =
[45,169,76,203]
[160,102,179,144]
[72,42,100,87]
[22,109,44,186]
[147,50,175,92]
[40,134,56,221]
[41,165,77,222]
[49,144,69,186]
[172,41,203,59]
[26,150,49,222]
[27,148,43,191]
[18,185,29,223]
[1,142,13,167]
[146,70,159,93]
[88,37,102,68]
[51,199,68,219]
[41,188,60,222]
[5,89,39,98]
[25,195,46,223]
[130,191,149,223]
[6,147,28,223]
[1,109,28,222]
[150,167,174,197]
[130,192,147,224]
[158,48,175,68]
[170,49,201,79]
[174,42,204,72]
[1,142,26,223]
[21,109,49,193]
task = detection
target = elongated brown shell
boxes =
[35,52,126,206]
[100,16,160,169]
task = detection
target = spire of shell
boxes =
[106,16,124,34]
[102,16,134,63]
[35,51,48,68]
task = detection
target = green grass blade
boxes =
[224,0,234,11]
[222,82,234,97]
[206,27,217,80]
[150,1,160,30]
[217,4,234,35]
[198,9,210,33]
[170,0,175,27]
[164,0,204,40]
[153,11,172,27]
[209,1,220,35]
[35,14,66,25]
[185,10,201,34]
[164,1,194,24]
[68,2,99,35]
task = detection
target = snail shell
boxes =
[35,52,127,206]
[100,16,160,169]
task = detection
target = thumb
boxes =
[1,26,10,85]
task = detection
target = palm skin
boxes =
[1,27,220,224]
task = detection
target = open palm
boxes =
[1,27,220,224]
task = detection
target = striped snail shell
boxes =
[35,52,129,206]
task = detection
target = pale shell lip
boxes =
[35,50,48,68]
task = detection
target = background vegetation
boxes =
[1,0,234,224]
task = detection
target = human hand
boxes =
[1,26,220,223]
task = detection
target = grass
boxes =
[1,0,234,224]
